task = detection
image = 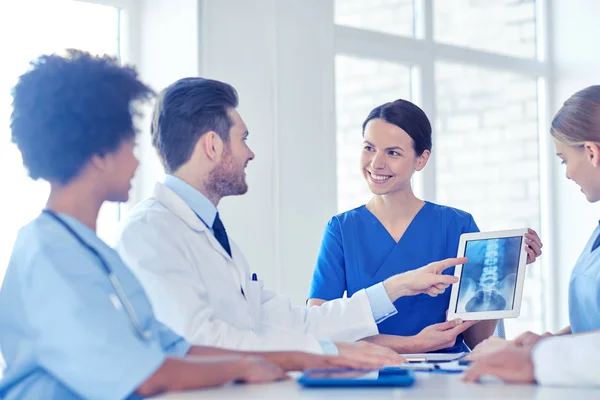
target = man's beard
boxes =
[206,149,248,199]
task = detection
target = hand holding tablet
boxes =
[447,229,529,321]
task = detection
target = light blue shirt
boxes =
[569,222,600,333]
[163,175,396,355]
[0,213,190,400]
[164,175,217,231]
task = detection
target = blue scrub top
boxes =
[308,202,479,353]
[0,213,191,400]
[569,222,600,333]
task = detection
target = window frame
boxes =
[74,0,140,65]
[333,0,558,332]
[70,0,142,240]
[0,0,141,257]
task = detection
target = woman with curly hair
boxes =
[0,50,364,400]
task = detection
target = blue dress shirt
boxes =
[164,175,217,231]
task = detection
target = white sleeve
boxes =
[533,332,600,387]
[259,288,379,342]
[116,213,324,354]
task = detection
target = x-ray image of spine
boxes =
[455,237,522,313]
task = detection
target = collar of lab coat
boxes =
[152,182,232,260]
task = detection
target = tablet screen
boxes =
[455,236,523,313]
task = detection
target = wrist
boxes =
[383,275,411,302]
[408,333,430,353]
[263,352,301,372]
[386,335,422,353]
[233,357,254,380]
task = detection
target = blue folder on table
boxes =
[297,367,415,387]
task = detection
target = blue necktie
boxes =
[213,213,243,296]
[592,231,600,252]
[212,213,232,257]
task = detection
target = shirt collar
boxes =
[163,175,217,228]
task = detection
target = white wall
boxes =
[131,0,336,304]
[127,0,200,211]
[199,0,337,302]
[548,0,600,329]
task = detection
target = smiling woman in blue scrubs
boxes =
[308,99,543,353]
[0,50,298,400]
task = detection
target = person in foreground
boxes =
[116,77,466,362]
[307,99,543,353]
[0,51,388,400]
[464,86,600,386]
[464,331,600,386]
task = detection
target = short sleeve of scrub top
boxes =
[308,217,348,300]
[154,319,191,356]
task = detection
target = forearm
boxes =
[188,345,242,357]
[556,325,572,335]
[136,355,247,397]
[188,345,301,371]
[252,351,305,371]
[463,320,497,349]
[362,334,425,353]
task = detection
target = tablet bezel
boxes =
[447,228,529,321]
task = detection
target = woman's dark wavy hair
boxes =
[362,99,432,156]
[10,49,154,184]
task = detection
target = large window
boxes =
[0,0,126,282]
[334,0,548,337]
[434,0,537,58]
[335,55,413,211]
[334,0,415,37]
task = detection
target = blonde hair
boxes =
[551,85,600,147]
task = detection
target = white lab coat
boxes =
[533,332,600,386]
[116,183,380,354]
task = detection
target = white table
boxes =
[157,372,600,399]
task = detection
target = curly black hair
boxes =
[10,49,154,184]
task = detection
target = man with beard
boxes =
[116,77,469,363]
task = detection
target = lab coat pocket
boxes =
[244,280,264,325]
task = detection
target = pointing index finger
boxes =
[432,257,468,274]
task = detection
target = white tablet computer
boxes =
[447,229,528,321]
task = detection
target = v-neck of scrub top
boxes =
[362,201,430,244]
[355,202,433,281]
